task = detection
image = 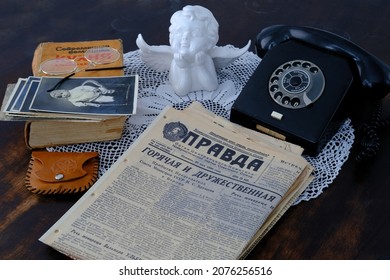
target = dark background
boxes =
[0,0,389,259]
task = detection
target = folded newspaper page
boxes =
[39,101,313,259]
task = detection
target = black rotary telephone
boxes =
[231,25,390,157]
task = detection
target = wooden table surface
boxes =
[0,0,389,260]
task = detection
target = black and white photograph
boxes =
[29,76,138,116]
[4,78,27,112]
[19,79,41,114]
[4,77,41,113]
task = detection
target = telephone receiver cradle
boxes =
[230,24,390,156]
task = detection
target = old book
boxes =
[31,39,125,77]
[21,39,129,147]
[39,102,313,260]
[25,116,126,149]
[0,75,138,148]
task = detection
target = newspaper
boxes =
[39,102,313,259]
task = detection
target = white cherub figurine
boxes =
[136,5,251,96]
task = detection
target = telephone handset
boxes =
[256,25,390,99]
[231,24,390,155]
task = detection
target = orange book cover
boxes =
[32,39,124,77]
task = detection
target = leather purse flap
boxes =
[26,151,99,194]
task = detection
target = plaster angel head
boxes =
[136,5,251,96]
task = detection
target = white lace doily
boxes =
[48,50,355,204]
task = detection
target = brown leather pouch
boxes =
[26,151,99,194]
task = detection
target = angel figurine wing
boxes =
[136,34,173,72]
[209,40,251,69]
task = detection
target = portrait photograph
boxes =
[29,76,138,116]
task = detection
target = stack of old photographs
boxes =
[1,75,138,121]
